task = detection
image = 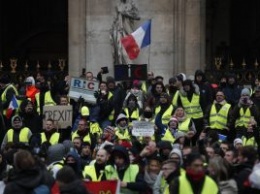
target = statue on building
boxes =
[110,0,140,65]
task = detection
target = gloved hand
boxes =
[78,96,85,103]
[94,91,99,98]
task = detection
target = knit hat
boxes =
[47,144,66,165]
[174,131,186,142]
[104,126,115,134]
[168,117,178,126]
[116,113,128,124]
[81,106,89,116]
[25,76,35,85]
[233,138,243,147]
[241,88,250,96]
[169,148,183,165]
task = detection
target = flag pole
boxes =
[148,45,151,71]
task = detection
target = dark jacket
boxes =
[59,180,89,194]
[4,166,54,194]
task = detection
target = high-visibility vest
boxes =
[7,127,30,143]
[71,130,91,144]
[180,94,203,119]
[179,174,218,194]
[235,108,251,128]
[105,164,139,194]
[114,127,131,141]
[40,132,60,145]
[35,91,56,113]
[209,103,231,130]
[90,122,102,136]
[141,82,147,93]
[242,136,256,147]
[1,84,19,116]
[124,108,139,121]
[161,128,175,143]
[83,165,104,181]
[107,92,115,121]
[171,91,179,107]
[178,117,191,132]
[154,105,174,125]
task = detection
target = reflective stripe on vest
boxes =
[161,129,175,143]
[235,108,251,128]
[178,117,191,132]
[242,136,256,147]
[107,92,115,121]
[7,127,30,143]
[115,128,131,141]
[180,94,203,119]
[171,91,179,107]
[179,174,219,194]
[83,165,103,181]
[41,132,60,145]
[105,164,139,194]
[71,130,91,144]
[154,105,174,125]
[2,84,19,115]
[124,108,139,121]
[209,103,231,130]
[35,91,56,113]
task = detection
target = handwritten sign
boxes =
[132,121,154,137]
[68,77,99,104]
[43,105,73,128]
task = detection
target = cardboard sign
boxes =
[132,121,154,137]
[68,77,99,104]
[51,180,119,194]
[43,105,73,128]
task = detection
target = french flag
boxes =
[121,20,151,60]
[6,95,18,119]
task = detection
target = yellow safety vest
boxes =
[161,128,175,143]
[35,91,56,113]
[179,174,218,194]
[180,94,203,119]
[107,92,115,121]
[242,136,256,147]
[90,122,102,136]
[209,103,231,130]
[71,130,91,144]
[141,82,147,93]
[235,108,251,128]
[105,164,139,194]
[123,108,139,121]
[1,84,19,116]
[7,127,30,143]
[171,91,179,107]
[83,165,104,181]
[178,117,191,132]
[114,127,131,141]
[41,132,60,145]
[154,105,174,125]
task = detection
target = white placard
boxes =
[68,77,99,104]
[43,105,73,128]
[132,121,154,137]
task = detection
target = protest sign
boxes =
[68,77,99,104]
[132,121,154,137]
[43,105,73,128]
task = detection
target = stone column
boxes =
[68,0,87,77]
[184,0,206,77]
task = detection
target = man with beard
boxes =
[1,115,32,150]
[170,152,219,194]
[105,145,147,193]
[83,148,109,181]
[19,99,42,134]
[71,118,97,150]
[40,118,60,145]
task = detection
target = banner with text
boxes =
[43,105,73,128]
[68,77,99,104]
[132,121,154,137]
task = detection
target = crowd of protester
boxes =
[0,69,259,194]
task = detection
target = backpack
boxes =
[32,184,50,194]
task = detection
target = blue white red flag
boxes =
[6,95,18,119]
[121,20,151,60]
